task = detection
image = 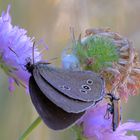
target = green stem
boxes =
[71,125,86,140]
[18,116,42,140]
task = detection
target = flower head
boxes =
[84,28,140,101]
[0,5,41,91]
[79,102,140,140]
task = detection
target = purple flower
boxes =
[79,102,140,140]
[0,5,41,92]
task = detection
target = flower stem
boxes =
[71,125,86,140]
[18,116,42,140]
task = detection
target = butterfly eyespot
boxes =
[59,85,71,90]
[79,89,88,94]
[81,85,91,91]
[87,79,93,85]
[63,85,71,90]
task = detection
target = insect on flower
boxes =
[25,42,123,131]
[105,93,121,131]
[24,43,106,130]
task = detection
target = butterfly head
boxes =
[25,57,34,74]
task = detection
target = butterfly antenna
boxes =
[32,42,35,64]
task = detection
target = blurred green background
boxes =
[0,0,140,140]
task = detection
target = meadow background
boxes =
[0,0,140,139]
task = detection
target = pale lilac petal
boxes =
[101,133,137,140]
[79,102,140,140]
[36,38,48,50]
[117,122,140,132]
[81,103,112,138]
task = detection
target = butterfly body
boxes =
[26,61,105,130]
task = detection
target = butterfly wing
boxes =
[33,67,95,113]
[29,76,84,130]
[37,63,105,102]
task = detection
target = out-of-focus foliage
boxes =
[0,0,140,140]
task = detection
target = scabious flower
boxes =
[0,5,41,91]
[79,103,140,140]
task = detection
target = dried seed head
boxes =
[84,28,140,101]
